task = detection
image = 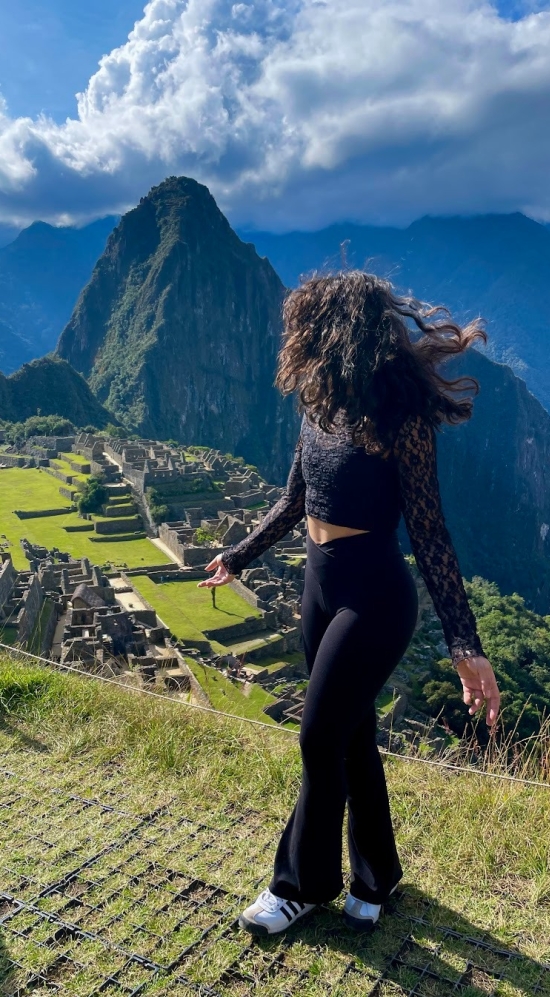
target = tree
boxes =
[410,576,550,743]
[77,475,109,514]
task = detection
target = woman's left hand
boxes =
[196,553,235,589]
[455,656,500,727]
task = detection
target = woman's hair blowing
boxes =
[274,270,488,454]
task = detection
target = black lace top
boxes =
[220,411,486,668]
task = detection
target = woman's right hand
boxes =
[196,553,235,589]
[455,656,500,727]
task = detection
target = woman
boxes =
[197,271,500,936]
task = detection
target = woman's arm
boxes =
[219,429,306,577]
[393,412,486,669]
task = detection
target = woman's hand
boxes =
[196,553,235,589]
[455,656,500,727]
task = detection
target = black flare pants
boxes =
[268,528,419,905]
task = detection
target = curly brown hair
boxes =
[274,270,488,455]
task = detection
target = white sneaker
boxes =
[238,888,316,935]
[343,883,398,931]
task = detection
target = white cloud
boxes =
[0,0,550,230]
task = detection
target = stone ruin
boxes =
[0,546,196,696]
[0,553,55,652]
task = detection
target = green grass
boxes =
[59,452,90,467]
[0,468,170,569]
[0,624,18,645]
[258,652,306,669]
[132,576,261,644]
[0,652,549,996]
[377,689,397,715]
[225,631,286,654]
[185,657,278,722]
[49,458,89,484]
[284,554,307,566]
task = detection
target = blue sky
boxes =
[0,0,549,234]
[0,1,146,121]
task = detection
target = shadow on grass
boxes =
[210,605,244,618]
[247,884,550,995]
[0,716,50,754]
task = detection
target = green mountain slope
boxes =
[425,347,550,615]
[0,355,113,427]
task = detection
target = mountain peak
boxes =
[56,176,296,481]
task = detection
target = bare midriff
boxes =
[306,514,370,545]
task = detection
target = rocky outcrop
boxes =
[57,176,298,483]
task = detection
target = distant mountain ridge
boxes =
[0,217,117,374]
[57,176,298,482]
[240,212,550,412]
[4,208,550,413]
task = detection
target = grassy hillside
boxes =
[0,652,549,996]
[0,356,113,426]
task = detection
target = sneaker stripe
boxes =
[286,901,300,915]
[280,905,294,921]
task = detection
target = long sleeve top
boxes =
[220,410,486,669]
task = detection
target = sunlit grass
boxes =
[0,467,170,568]
[0,652,549,995]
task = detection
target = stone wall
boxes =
[102,502,137,517]
[43,466,79,486]
[228,577,262,610]
[94,517,142,535]
[29,436,76,452]
[240,629,300,663]
[181,545,225,567]
[17,575,44,645]
[0,557,17,614]
[202,616,267,643]
[15,507,73,520]
[39,598,58,656]
[65,457,91,474]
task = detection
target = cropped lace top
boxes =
[220,410,486,669]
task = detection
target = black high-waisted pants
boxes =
[268,528,419,905]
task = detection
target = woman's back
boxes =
[300,410,401,536]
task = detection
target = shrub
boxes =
[193,527,217,545]
[146,487,170,525]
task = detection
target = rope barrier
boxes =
[1,641,549,791]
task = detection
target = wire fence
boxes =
[1,641,550,792]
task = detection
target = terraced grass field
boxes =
[1,466,294,724]
[0,467,170,569]
[132,576,263,652]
